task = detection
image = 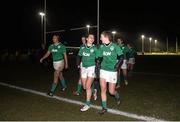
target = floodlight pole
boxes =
[97,0,100,45]
[44,0,46,47]
[176,37,178,53]
[141,35,145,53]
[149,38,152,53]
[39,12,45,47]
[41,15,44,46]
[166,37,168,53]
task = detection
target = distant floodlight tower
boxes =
[155,39,157,52]
[39,12,45,47]
[112,31,117,42]
[39,12,45,16]
[86,25,90,34]
[149,37,152,53]
[141,35,145,53]
[176,37,178,53]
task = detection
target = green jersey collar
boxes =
[53,42,61,46]
[85,44,94,49]
[104,42,112,47]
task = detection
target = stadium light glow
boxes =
[112,31,117,34]
[39,12,45,16]
[86,25,90,34]
[155,39,157,43]
[141,35,145,39]
[154,39,158,52]
[39,12,45,48]
[149,37,152,53]
[141,35,145,53]
[86,25,90,28]
[149,37,152,41]
[112,31,117,41]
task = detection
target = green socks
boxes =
[86,101,91,106]
[60,79,67,88]
[102,101,107,109]
[50,83,57,93]
[77,83,82,93]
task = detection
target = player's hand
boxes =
[124,59,128,64]
[77,65,80,69]
[65,64,68,69]
[114,64,119,71]
[40,58,43,63]
[114,58,123,71]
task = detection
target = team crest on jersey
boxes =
[110,46,114,51]
[90,49,94,53]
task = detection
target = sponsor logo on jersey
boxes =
[103,51,111,56]
[52,49,58,52]
[83,52,90,56]
[58,46,61,48]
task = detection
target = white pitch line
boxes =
[0,82,165,121]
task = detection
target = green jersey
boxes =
[119,44,129,59]
[80,44,85,48]
[128,48,137,58]
[48,43,66,62]
[98,43,123,72]
[78,44,98,68]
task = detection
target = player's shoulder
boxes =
[92,44,97,48]
[99,44,104,48]
[60,43,65,47]
[133,48,137,52]
[49,44,54,46]
[80,44,85,49]
[111,42,120,48]
[59,43,66,49]
[80,44,85,48]
[48,44,54,48]
[125,44,129,48]
[111,42,118,46]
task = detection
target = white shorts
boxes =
[128,58,135,64]
[81,66,95,79]
[121,60,127,69]
[53,60,64,71]
[100,69,117,83]
[80,62,83,68]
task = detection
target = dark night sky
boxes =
[2,0,180,49]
